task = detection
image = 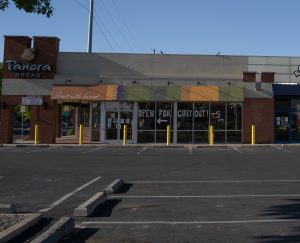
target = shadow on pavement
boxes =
[8,217,53,243]
[61,228,99,243]
[91,199,122,217]
[116,183,133,193]
[254,199,300,242]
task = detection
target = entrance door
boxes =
[105,111,133,143]
[275,112,290,142]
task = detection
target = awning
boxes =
[51,85,243,102]
[273,84,300,97]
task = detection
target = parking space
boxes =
[2,145,300,242]
[72,178,300,242]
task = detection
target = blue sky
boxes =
[1,0,300,61]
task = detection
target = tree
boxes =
[0,0,53,17]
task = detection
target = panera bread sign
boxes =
[5,48,52,78]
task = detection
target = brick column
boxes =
[38,97,57,144]
[243,98,274,143]
[0,105,15,144]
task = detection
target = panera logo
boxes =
[20,48,36,62]
[4,48,52,78]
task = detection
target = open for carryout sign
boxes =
[22,96,43,105]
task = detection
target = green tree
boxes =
[0,0,53,17]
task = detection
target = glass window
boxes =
[137,131,155,143]
[227,103,242,130]
[194,131,208,143]
[275,100,290,110]
[227,131,242,143]
[210,103,225,130]
[291,100,300,110]
[138,102,155,130]
[177,131,193,143]
[177,103,193,130]
[78,104,90,127]
[91,103,101,141]
[194,103,209,130]
[61,105,75,136]
[214,131,225,143]
[291,111,300,141]
[156,102,172,130]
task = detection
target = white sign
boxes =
[157,118,168,124]
[20,106,26,113]
[22,96,43,106]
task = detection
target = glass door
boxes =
[275,112,290,142]
[120,111,133,141]
[106,111,119,140]
[105,111,133,143]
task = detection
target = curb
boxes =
[0,213,41,243]
[74,192,107,217]
[2,143,300,148]
[30,217,74,243]
[104,179,124,193]
[0,204,16,214]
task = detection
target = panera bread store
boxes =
[0,35,280,144]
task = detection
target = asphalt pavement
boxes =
[1,145,300,242]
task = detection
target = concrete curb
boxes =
[104,179,124,193]
[30,217,74,243]
[2,143,300,148]
[0,213,41,243]
[74,192,107,217]
[0,204,16,214]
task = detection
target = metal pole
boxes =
[79,124,83,145]
[87,0,94,53]
[123,125,127,146]
[34,124,39,145]
[21,112,24,138]
[251,125,255,145]
[209,125,214,146]
[167,125,170,146]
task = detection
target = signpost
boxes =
[20,105,26,138]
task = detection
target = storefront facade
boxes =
[1,35,300,144]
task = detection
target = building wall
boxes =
[243,98,274,144]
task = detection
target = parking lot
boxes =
[1,145,300,242]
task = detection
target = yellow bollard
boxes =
[251,125,256,145]
[123,125,127,146]
[79,124,83,145]
[209,125,214,146]
[34,124,39,145]
[167,125,171,146]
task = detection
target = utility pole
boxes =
[87,0,94,52]
[150,48,155,79]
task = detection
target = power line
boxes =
[93,17,115,52]
[111,0,144,52]
[72,0,116,52]
[99,0,134,52]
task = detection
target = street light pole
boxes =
[87,0,94,53]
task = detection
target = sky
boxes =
[1,0,300,61]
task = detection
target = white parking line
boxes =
[275,146,291,153]
[130,179,300,184]
[109,194,300,199]
[38,176,101,212]
[27,147,51,153]
[189,147,192,155]
[232,146,243,154]
[80,219,300,225]
[137,147,148,155]
[82,147,103,154]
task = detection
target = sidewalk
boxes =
[1,142,300,148]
